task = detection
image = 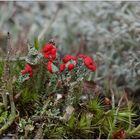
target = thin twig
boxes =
[109,80,115,109]
[124,89,132,131]
[114,94,125,126]
[111,88,115,110]
[1,32,12,109]
[0,32,16,135]
[107,94,124,139]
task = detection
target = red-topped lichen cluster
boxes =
[76,54,96,71]
[42,43,56,61]
[59,54,77,72]
[21,42,96,77]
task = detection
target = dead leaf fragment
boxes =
[113,129,126,139]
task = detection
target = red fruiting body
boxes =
[47,61,53,73]
[62,55,71,63]
[68,63,75,71]
[88,64,96,72]
[77,54,87,59]
[84,56,93,66]
[42,43,54,53]
[44,53,50,59]
[63,55,76,63]
[42,43,56,61]
[60,64,66,72]
[83,56,96,72]
[21,64,33,77]
[51,48,56,55]
[50,48,56,61]
[51,53,56,61]
[21,70,26,75]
